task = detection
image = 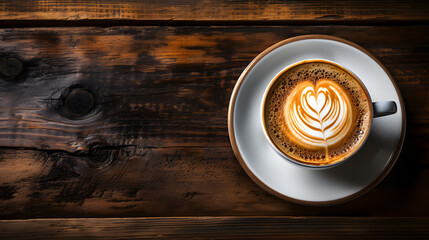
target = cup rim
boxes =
[261,58,374,169]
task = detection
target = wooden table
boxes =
[0,1,428,238]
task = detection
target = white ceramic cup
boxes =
[261,59,397,169]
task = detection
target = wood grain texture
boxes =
[1,217,429,239]
[0,26,428,218]
[0,0,428,22]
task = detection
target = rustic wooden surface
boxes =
[0,217,428,239]
[0,0,428,238]
[0,0,428,22]
[0,26,428,219]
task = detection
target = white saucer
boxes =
[228,35,406,205]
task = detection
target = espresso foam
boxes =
[264,61,371,166]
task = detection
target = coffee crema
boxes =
[263,60,372,166]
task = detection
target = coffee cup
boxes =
[261,59,397,168]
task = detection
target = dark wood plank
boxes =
[0,1,428,22]
[0,26,428,218]
[1,217,428,239]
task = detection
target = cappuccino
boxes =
[263,60,371,166]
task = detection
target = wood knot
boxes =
[60,87,96,119]
[0,57,24,81]
[72,137,115,169]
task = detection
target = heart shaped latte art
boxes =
[284,79,353,149]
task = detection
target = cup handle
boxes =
[373,101,397,118]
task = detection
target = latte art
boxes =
[264,61,372,166]
[284,80,353,149]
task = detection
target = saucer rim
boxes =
[227,34,406,206]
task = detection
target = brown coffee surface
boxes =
[264,60,371,166]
